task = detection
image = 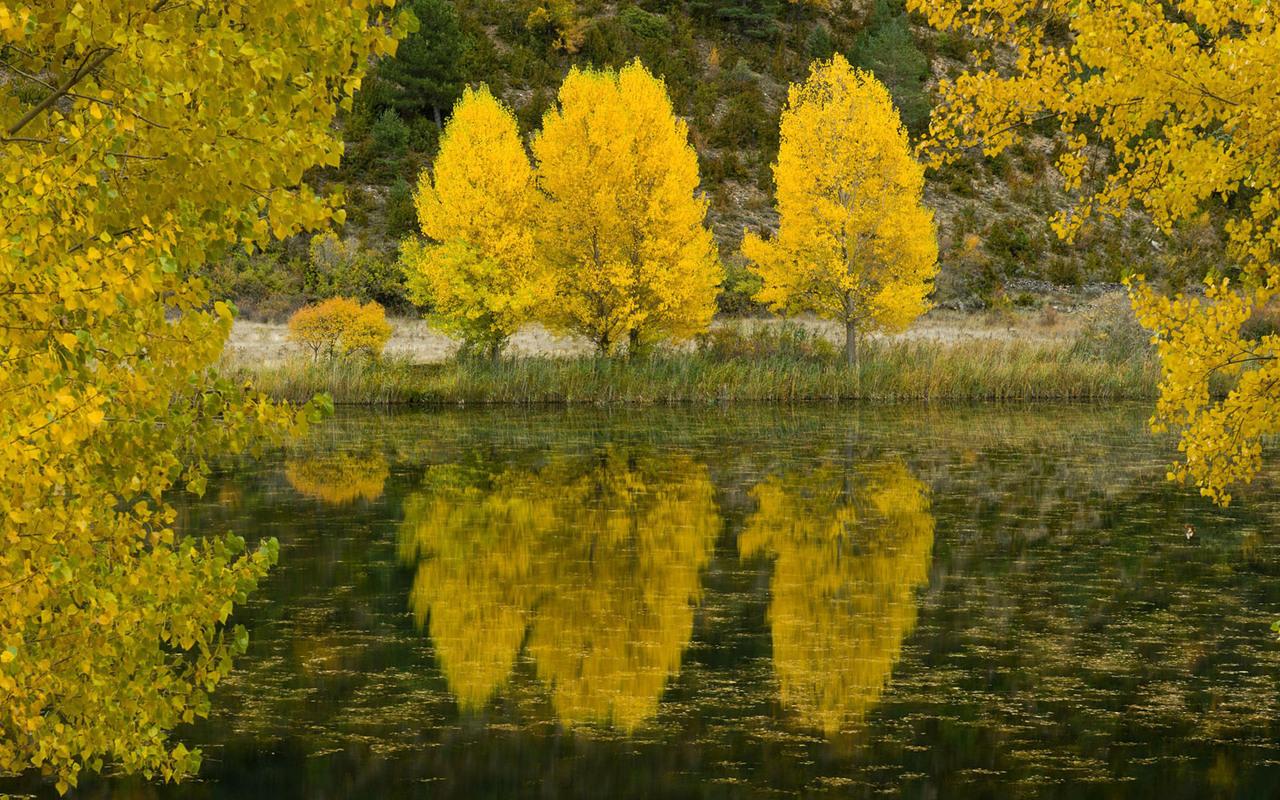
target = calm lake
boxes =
[51,405,1280,797]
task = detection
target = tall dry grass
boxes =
[226,323,1158,406]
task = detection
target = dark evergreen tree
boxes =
[688,0,785,40]
[848,0,931,134]
[376,0,468,127]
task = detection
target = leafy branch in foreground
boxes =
[0,0,405,791]
[910,0,1280,504]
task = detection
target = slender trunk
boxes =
[628,328,641,360]
[432,105,443,129]
[844,319,858,367]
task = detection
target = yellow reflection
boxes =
[741,460,934,736]
[398,450,720,730]
[285,451,389,505]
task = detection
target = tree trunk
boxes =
[432,105,443,129]
[844,319,858,367]
[628,328,641,360]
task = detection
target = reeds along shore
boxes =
[228,336,1160,407]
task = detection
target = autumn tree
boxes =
[524,0,587,53]
[908,0,1280,504]
[0,0,404,791]
[287,297,393,361]
[532,61,722,356]
[401,86,539,358]
[742,55,938,365]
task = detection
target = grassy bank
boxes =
[228,337,1160,406]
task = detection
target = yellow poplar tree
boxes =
[401,86,539,358]
[0,0,404,791]
[532,61,722,355]
[908,0,1280,504]
[742,55,938,365]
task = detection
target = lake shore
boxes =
[227,337,1158,406]
[224,295,1161,406]
[224,306,1095,367]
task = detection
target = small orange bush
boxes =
[287,297,392,360]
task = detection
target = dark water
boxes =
[46,405,1280,797]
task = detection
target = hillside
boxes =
[207,0,1225,320]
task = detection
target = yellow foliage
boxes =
[287,297,393,360]
[0,0,403,789]
[740,460,935,736]
[397,450,720,729]
[532,61,723,355]
[742,55,938,364]
[285,452,389,505]
[909,0,1280,503]
[525,0,586,53]
[402,86,539,357]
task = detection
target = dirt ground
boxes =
[223,306,1091,367]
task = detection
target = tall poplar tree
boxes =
[532,61,722,356]
[401,86,539,358]
[742,55,938,365]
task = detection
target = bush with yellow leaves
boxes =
[288,297,392,361]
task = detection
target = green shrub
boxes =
[717,259,767,315]
[1069,294,1152,364]
[986,221,1044,267]
[714,81,773,149]
[516,88,552,134]
[695,320,837,361]
[408,116,442,154]
[306,232,407,310]
[806,22,836,60]
[619,6,670,38]
[1044,255,1082,287]
[201,247,306,321]
[384,178,418,240]
[937,159,978,198]
[935,30,971,61]
[371,109,411,158]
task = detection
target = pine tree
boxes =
[377,0,468,127]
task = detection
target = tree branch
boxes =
[7,47,116,136]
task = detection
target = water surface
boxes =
[51,405,1280,797]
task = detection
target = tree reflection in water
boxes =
[741,460,934,736]
[397,448,720,730]
[284,451,389,505]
